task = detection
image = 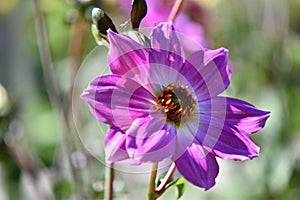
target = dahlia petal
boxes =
[105,127,142,165]
[81,74,155,130]
[104,127,128,161]
[203,48,231,93]
[199,97,271,134]
[193,121,259,160]
[125,114,176,162]
[150,22,184,72]
[174,14,207,51]
[205,122,260,160]
[107,52,181,94]
[107,30,149,75]
[225,97,270,134]
[172,116,201,160]
[146,61,183,93]
[174,142,219,190]
[180,48,230,100]
[195,97,268,160]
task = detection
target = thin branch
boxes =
[155,162,176,194]
[7,144,43,199]
[33,0,61,109]
[167,0,184,22]
[66,16,86,117]
[33,0,80,197]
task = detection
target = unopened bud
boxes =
[91,7,117,36]
[130,0,147,29]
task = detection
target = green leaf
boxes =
[166,177,187,199]
[156,174,187,199]
[130,0,147,29]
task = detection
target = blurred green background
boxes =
[1,0,300,199]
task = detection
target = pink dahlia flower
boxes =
[81,22,270,190]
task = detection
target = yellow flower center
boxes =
[157,83,196,125]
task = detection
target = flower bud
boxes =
[130,0,147,29]
[91,7,117,36]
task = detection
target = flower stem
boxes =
[167,0,185,22]
[104,163,114,200]
[156,162,176,194]
[148,162,159,200]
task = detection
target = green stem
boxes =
[104,163,114,200]
[148,162,159,200]
[167,0,185,22]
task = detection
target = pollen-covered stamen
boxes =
[157,83,196,124]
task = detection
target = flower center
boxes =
[157,83,196,125]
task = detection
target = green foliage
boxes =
[53,180,73,199]
[156,171,187,200]
[166,177,187,200]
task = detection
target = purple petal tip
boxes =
[107,29,117,38]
